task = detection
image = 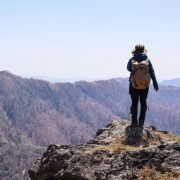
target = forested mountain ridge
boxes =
[0,70,180,179]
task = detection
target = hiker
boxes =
[127,44,159,128]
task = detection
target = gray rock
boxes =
[29,120,180,180]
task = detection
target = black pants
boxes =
[129,85,149,126]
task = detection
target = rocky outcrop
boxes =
[29,120,180,180]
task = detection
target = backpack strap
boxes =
[130,59,140,78]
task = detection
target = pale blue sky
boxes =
[0,0,180,81]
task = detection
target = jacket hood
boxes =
[133,53,148,61]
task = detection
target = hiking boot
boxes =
[130,121,138,128]
[138,124,144,128]
[138,120,144,128]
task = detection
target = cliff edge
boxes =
[29,120,180,180]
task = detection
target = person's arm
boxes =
[127,58,132,72]
[148,60,159,91]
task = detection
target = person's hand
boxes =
[153,83,159,91]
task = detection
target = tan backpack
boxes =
[130,59,151,89]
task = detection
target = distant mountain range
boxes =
[161,78,180,87]
[22,74,109,83]
[0,70,180,179]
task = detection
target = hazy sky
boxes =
[0,0,180,81]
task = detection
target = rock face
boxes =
[29,120,180,180]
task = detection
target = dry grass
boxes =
[153,131,180,143]
[138,134,160,146]
[86,130,180,154]
[138,166,180,180]
[86,136,143,154]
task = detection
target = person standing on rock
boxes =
[127,44,159,128]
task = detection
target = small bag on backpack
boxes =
[130,59,151,89]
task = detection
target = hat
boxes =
[132,44,147,54]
